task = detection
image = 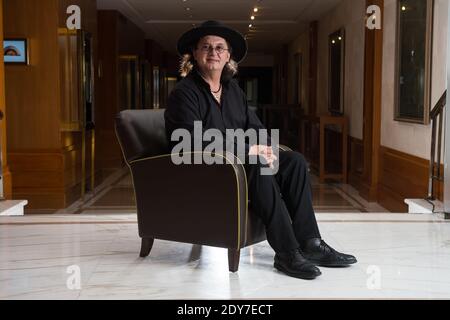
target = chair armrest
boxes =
[128,152,248,249]
[278,144,293,152]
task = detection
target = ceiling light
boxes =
[402,6,406,11]
[251,15,255,20]
[249,24,252,28]
[185,7,190,11]
[253,8,258,13]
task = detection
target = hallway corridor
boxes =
[1,0,449,302]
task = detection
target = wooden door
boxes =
[361,0,383,202]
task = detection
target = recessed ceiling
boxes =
[97,0,343,55]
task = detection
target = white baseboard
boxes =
[404,198,443,214]
[0,200,28,216]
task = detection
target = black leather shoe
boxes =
[301,238,357,267]
[274,249,322,280]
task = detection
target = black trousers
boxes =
[245,151,321,253]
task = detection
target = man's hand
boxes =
[249,145,278,168]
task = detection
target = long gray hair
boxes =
[179,42,239,81]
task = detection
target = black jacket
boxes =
[164,71,269,159]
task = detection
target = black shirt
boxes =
[164,70,268,157]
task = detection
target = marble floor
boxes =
[1,213,449,299]
[1,169,449,300]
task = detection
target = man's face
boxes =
[193,35,231,74]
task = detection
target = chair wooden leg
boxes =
[228,249,240,273]
[140,238,154,257]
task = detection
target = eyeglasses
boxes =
[197,44,230,54]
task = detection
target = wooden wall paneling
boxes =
[4,0,61,151]
[348,136,364,191]
[59,28,80,129]
[378,146,444,212]
[0,0,12,198]
[8,151,64,172]
[378,184,407,212]
[4,0,100,210]
[361,0,384,202]
[4,0,63,210]
[8,151,65,210]
[8,135,101,211]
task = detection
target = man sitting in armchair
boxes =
[164,20,357,280]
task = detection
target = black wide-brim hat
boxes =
[177,20,248,63]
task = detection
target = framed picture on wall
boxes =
[4,38,29,65]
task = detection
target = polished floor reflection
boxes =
[1,213,449,299]
[2,169,449,300]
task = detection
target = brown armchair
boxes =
[115,109,268,272]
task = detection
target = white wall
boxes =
[381,0,448,159]
[317,0,366,140]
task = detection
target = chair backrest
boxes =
[115,109,169,163]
